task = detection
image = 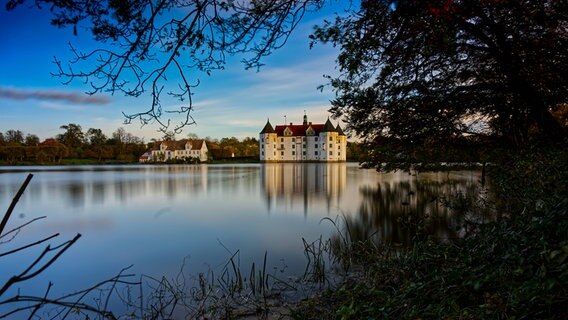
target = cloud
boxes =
[0,87,110,105]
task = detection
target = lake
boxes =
[0,163,486,316]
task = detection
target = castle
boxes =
[259,114,347,162]
[140,139,208,162]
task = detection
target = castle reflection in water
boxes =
[0,164,349,217]
[0,163,489,251]
[261,163,346,215]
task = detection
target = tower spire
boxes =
[303,110,308,125]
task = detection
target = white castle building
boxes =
[259,114,347,162]
[143,139,208,162]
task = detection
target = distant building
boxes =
[144,139,208,162]
[259,114,347,162]
[139,151,152,163]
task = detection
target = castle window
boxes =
[330,143,333,148]
[329,137,333,141]
[315,151,318,156]
[315,144,318,148]
[281,138,284,142]
[292,144,295,149]
[280,144,284,149]
[338,145,341,149]
[261,138,264,142]
[329,151,333,155]
[281,151,284,156]
[261,151,264,156]
[315,137,319,141]
[303,151,306,155]
[261,144,264,149]
[292,151,295,155]
[303,144,306,148]
[338,152,341,156]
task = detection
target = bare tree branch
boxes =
[0,173,33,236]
[7,0,326,133]
[0,216,46,244]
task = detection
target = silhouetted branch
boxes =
[0,174,129,319]
[0,173,33,236]
[0,233,59,258]
[7,0,326,133]
[0,234,81,297]
[0,216,46,244]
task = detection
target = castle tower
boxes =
[259,119,277,161]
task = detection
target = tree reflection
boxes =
[332,172,490,248]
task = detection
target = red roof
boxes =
[152,139,205,151]
[274,124,325,136]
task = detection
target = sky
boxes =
[0,2,352,142]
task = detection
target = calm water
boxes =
[0,163,485,313]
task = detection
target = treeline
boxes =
[0,123,366,164]
[0,124,146,164]
[199,136,260,160]
[0,125,267,165]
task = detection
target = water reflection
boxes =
[260,166,488,245]
[341,171,489,246]
[0,164,488,314]
[0,165,262,209]
[261,163,346,216]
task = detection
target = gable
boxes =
[274,124,324,136]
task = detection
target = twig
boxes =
[0,173,33,236]
[0,216,47,243]
[0,233,59,258]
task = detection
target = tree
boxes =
[39,139,68,163]
[313,0,567,149]
[85,128,109,162]
[58,123,85,148]
[187,132,199,140]
[241,137,260,157]
[58,123,85,158]
[220,136,240,157]
[110,127,144,160]
[7,0,327,133]
[86,128,107,146]
[24,134,40,146]
[4,130,24,145]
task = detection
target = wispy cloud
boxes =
[0,87,110,105]
[243,54,339,99]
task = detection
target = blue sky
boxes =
[0,2,350,142]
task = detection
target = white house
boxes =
[146,139,208,162]
[259,115,347,162]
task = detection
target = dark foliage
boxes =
[314,0,567,152]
